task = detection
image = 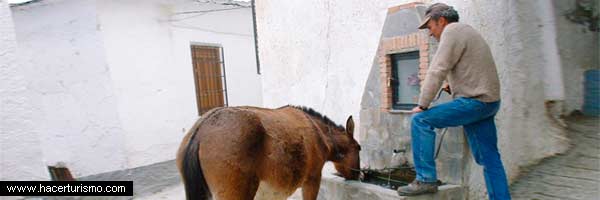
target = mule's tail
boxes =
[181,132,211,200]
[178,109,222,200]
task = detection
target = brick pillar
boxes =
[379,31,431,112]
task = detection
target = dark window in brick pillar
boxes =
[391,51,420,110]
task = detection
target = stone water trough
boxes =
[290,163,465,200]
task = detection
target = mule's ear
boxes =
[346,116,354,136]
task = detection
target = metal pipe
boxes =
[251,0,261,74]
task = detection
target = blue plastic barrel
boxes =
[583,69,600,117]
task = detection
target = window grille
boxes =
[190,45,228,115]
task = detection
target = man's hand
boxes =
[442,82,451,94]
[411,106,424,113]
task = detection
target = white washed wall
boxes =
[256,0,573,198]
[10,0,129,177]
[256,0,417,131]
[0,0,48,181]
[97,0,261,168]
[6,0,260,179]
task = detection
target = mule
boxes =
[176,105,361,200]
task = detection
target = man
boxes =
[396,3,512,199]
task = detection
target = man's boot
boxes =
[397,180,438,196]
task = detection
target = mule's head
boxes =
[332,116,361,180]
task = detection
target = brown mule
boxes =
[176,105,361,200]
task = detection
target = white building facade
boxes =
[2,0,261,180]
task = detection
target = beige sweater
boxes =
[418,23,500,107]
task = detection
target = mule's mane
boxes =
[286,105,345,131]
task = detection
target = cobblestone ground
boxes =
[510,115,600,200]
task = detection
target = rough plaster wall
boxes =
[256,0,419,134]
[0,0,48,181]
[98,0,261,168]
[257,0,571,199]
[10,0,128,177]
[554,0,599,113]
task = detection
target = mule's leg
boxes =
[205,172,260,200]
[253,181,295,200]
[301,174,322,200]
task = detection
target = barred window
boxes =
[190,45,228,115]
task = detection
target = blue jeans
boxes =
[411,97,511,200]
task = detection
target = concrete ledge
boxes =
[300,163,466,200]
[319,177,464,200]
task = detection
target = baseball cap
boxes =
[418,3,452,29]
